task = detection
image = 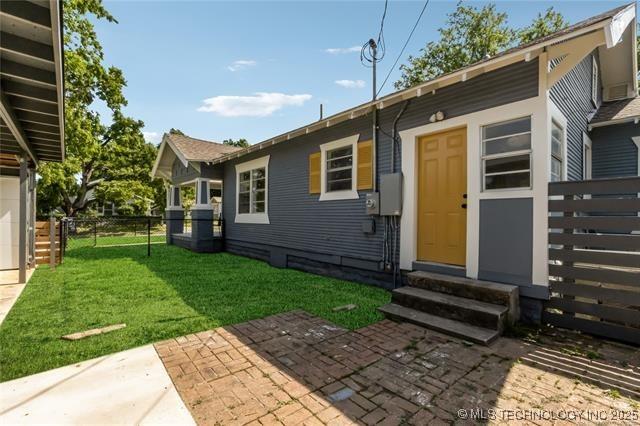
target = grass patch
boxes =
[0,244,390,382]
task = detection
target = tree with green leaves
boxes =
[169,128,185,135]
[518,7,569,44]
[223,138,250,148]
[37,0,162,216]
[395,3,568,90]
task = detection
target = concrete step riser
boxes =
[379,305,499,345]
[391,292,505,332]
[407,276,511,306]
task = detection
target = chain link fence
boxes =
[61,216,224,257]
[62,216,166,256]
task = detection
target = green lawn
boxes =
[0,244,390,382]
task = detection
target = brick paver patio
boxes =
[155,311,639,425]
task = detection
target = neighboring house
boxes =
[153,4,639,343]
[95,195,156,216]
[152,132,240,215]
[0,1,65,283]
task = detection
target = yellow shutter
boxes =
[357,140,373,190]
[309,152,321,194]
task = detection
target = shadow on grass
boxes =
[0,244,389,381]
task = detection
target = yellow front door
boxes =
[417,127,467,266]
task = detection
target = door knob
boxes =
[461,203,467,209]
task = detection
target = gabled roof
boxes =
[203,2,636,166]
[167,133,240,162]
[151,133,241,179]
[0,0,65,166]
[591,97,640,126]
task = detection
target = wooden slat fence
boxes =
[35,218,62,266]
[545,176,640,345]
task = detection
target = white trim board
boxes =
[234,155,270,224]
[399,93,550,286]
[318,134,360,201]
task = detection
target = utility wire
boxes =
[361,0,388,67]
[376,0,430,97]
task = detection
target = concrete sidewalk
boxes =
[0,268,34,326]
[0,345,194,425]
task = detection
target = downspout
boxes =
[391,101,410,174]
[390,100,410,289]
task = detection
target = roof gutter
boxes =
[588,116,640,129]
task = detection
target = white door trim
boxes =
[399,93,549,285]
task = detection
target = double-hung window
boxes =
[235,156,269,224]
[326,145,353,192]
[318,134,360,201]
[481,116,532,191]
[550,121,564,182]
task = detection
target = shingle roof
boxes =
[591,97,640,124]
[166,133,241,162]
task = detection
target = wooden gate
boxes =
[545,177,640,345]
[35,219,61,266]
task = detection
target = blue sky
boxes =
[94,0,631,145]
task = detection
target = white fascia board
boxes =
[150,138,166,178]
[604,4,636,48]
[164,136,189,167]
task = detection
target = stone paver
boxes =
[155,310,640,425]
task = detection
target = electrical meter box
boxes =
[380,173,402,216]
[365,192,379,215]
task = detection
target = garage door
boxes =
[0,177,20,270]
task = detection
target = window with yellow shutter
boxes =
[357,140,373,190]
[309,152,321,194]
[314,134,369,201]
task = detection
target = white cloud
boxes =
[325,46,361,54]
[197,92,312,117]
[143,131,161,144]
[227,60,257,72]
[335,79,365,89]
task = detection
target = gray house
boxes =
[153,4,639,344]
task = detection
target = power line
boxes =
[361,0,388,67]
[376,0,430,97]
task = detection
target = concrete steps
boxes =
[379,303,500,345]
[379,270,519,345]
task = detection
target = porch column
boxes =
[18,155,28,283]
[165,184,184,244]
[28,167,36,268]
[191,178,213,252]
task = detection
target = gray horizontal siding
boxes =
[591,122,639,178]
[223,59,539,266]
[550,50,600,181]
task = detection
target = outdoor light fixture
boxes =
[429,111,445,123]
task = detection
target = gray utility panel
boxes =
[380,173,402,216]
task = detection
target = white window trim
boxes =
[582,132,593,180]
[319,134,360,201]
[480,116,533,192]
[591,56,598,106]
[550,119,565,182]
[549,102,568,182]
[235,155,270,224]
